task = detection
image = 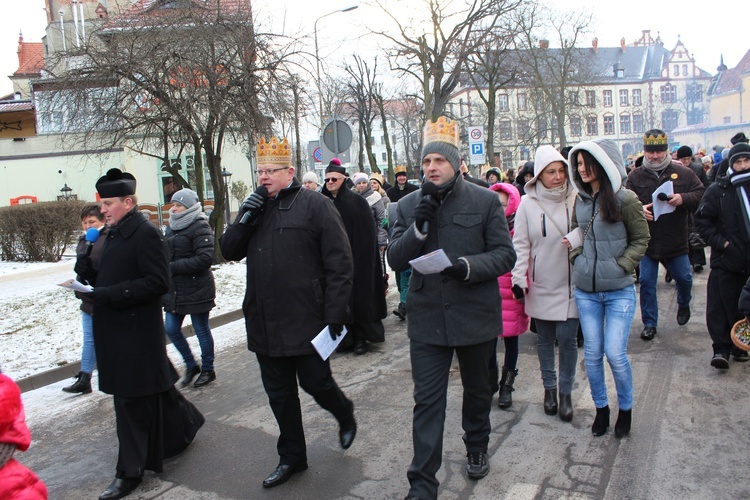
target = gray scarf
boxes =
[642,154,672,173]
[169,203,204,231]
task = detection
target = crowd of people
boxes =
[4,119,748,500]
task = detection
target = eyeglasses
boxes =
[255,167,289,176]
[325,177,344,183]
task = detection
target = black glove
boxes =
[88,287,110,307]
[413,196,440,234]
[512,285,526,300]
[239,192,266,223]
[329,323,344,341]
[74,255,96,284]
[441,260,468,281]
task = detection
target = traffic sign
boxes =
[471,143,484,155]
[468,126,484,142]
[313,147,323,162]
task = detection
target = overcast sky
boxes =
[2,0,746,101]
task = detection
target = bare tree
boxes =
[342,55,380,171]
[39,1,298,260]
[514,4,595,149]
[375,0,521,121]
[464,17,521,164]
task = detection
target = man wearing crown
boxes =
[388,116,516,498]
[626,129,705,341]
[220,137,357,489]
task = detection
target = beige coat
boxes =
[511,150,578,321]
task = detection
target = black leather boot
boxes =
[592,405,610,436]
[615,409,631,438]
[62,371,92,394]
[558,391,573,422]
[497,367,517,409]
[544,388,558,415]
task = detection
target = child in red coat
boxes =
[0,373,48,499]
[489,182,529,408]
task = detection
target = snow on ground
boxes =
[0,257,248,380]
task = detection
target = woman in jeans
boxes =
[565,139,649,438]
[512,145,579,422]
[163,188,217,388]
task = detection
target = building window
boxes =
[673,65,679,77]
[570,116,582,136]
[550,116,559,140]
[498,94,509,111]
[687,83,703,102]
[603,90,613,107]
[518,118,530,139]
[517,93,527,111]
[586,90,596,107]
[633,113,644,133]
[724,116,731,124]
[619,89,629,106]
[459,99,465,117]
[603,114,614,135]
[391,119,396,128]
[632,89,642,106]
[682,64,688,76]
[382,152,387,162]
[661,84,677,103]
[586,115,598,135]
[536,117,547,140]
[568,91,580,106]
[499,119,512,140]
[661,109,679,131]
[502,150,513,168]
[687,108,703,125]
[520,147,531,161]
[620,114,631,134]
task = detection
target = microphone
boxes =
[240,185,269,224]
[420,182,439,234]
[84,227,101,256]
[656,192,670,201]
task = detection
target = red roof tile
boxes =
[102,0,251,31]
[14,41,44,77]
[711,49,750,97]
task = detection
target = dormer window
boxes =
[613,62,625,78]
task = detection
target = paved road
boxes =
[19,267,750,499]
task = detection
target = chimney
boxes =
[540,39,549,49]
[592,37,598,52]
[620,37,626,51]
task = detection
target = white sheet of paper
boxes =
[57,279,94,293]
[408,249,452,275]
[311,325,348,361]
[652,181,676,221]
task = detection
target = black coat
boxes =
[625,162,705,260]
[92,210,178,397]
[695,173,750,275]
[163,217,216,315]
[386,182,419,203]
[322,185,387,324]
[75,226,108,315]
[219,179,354,357]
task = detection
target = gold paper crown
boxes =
[643,131,668,147]
[257,137,291,166]
[394,165,407,174]
[423,116,459,148]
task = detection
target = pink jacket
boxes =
[0,374,48,500]
[489,183,529,337]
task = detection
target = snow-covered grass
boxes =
[0,257,248,380]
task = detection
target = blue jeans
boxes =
[638,253,692,327]
[164,312,215,371]
[81,311,96,374]
[575,286,636,410]
[534,318,579,394]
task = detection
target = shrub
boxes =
[0,200,86,262]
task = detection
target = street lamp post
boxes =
[60,183,73,200]
[314,5,359,131]
[222,167,232,227]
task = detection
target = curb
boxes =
[16,309,244,393]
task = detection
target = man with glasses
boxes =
[322,161,387,355]
[219,137,356,489]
